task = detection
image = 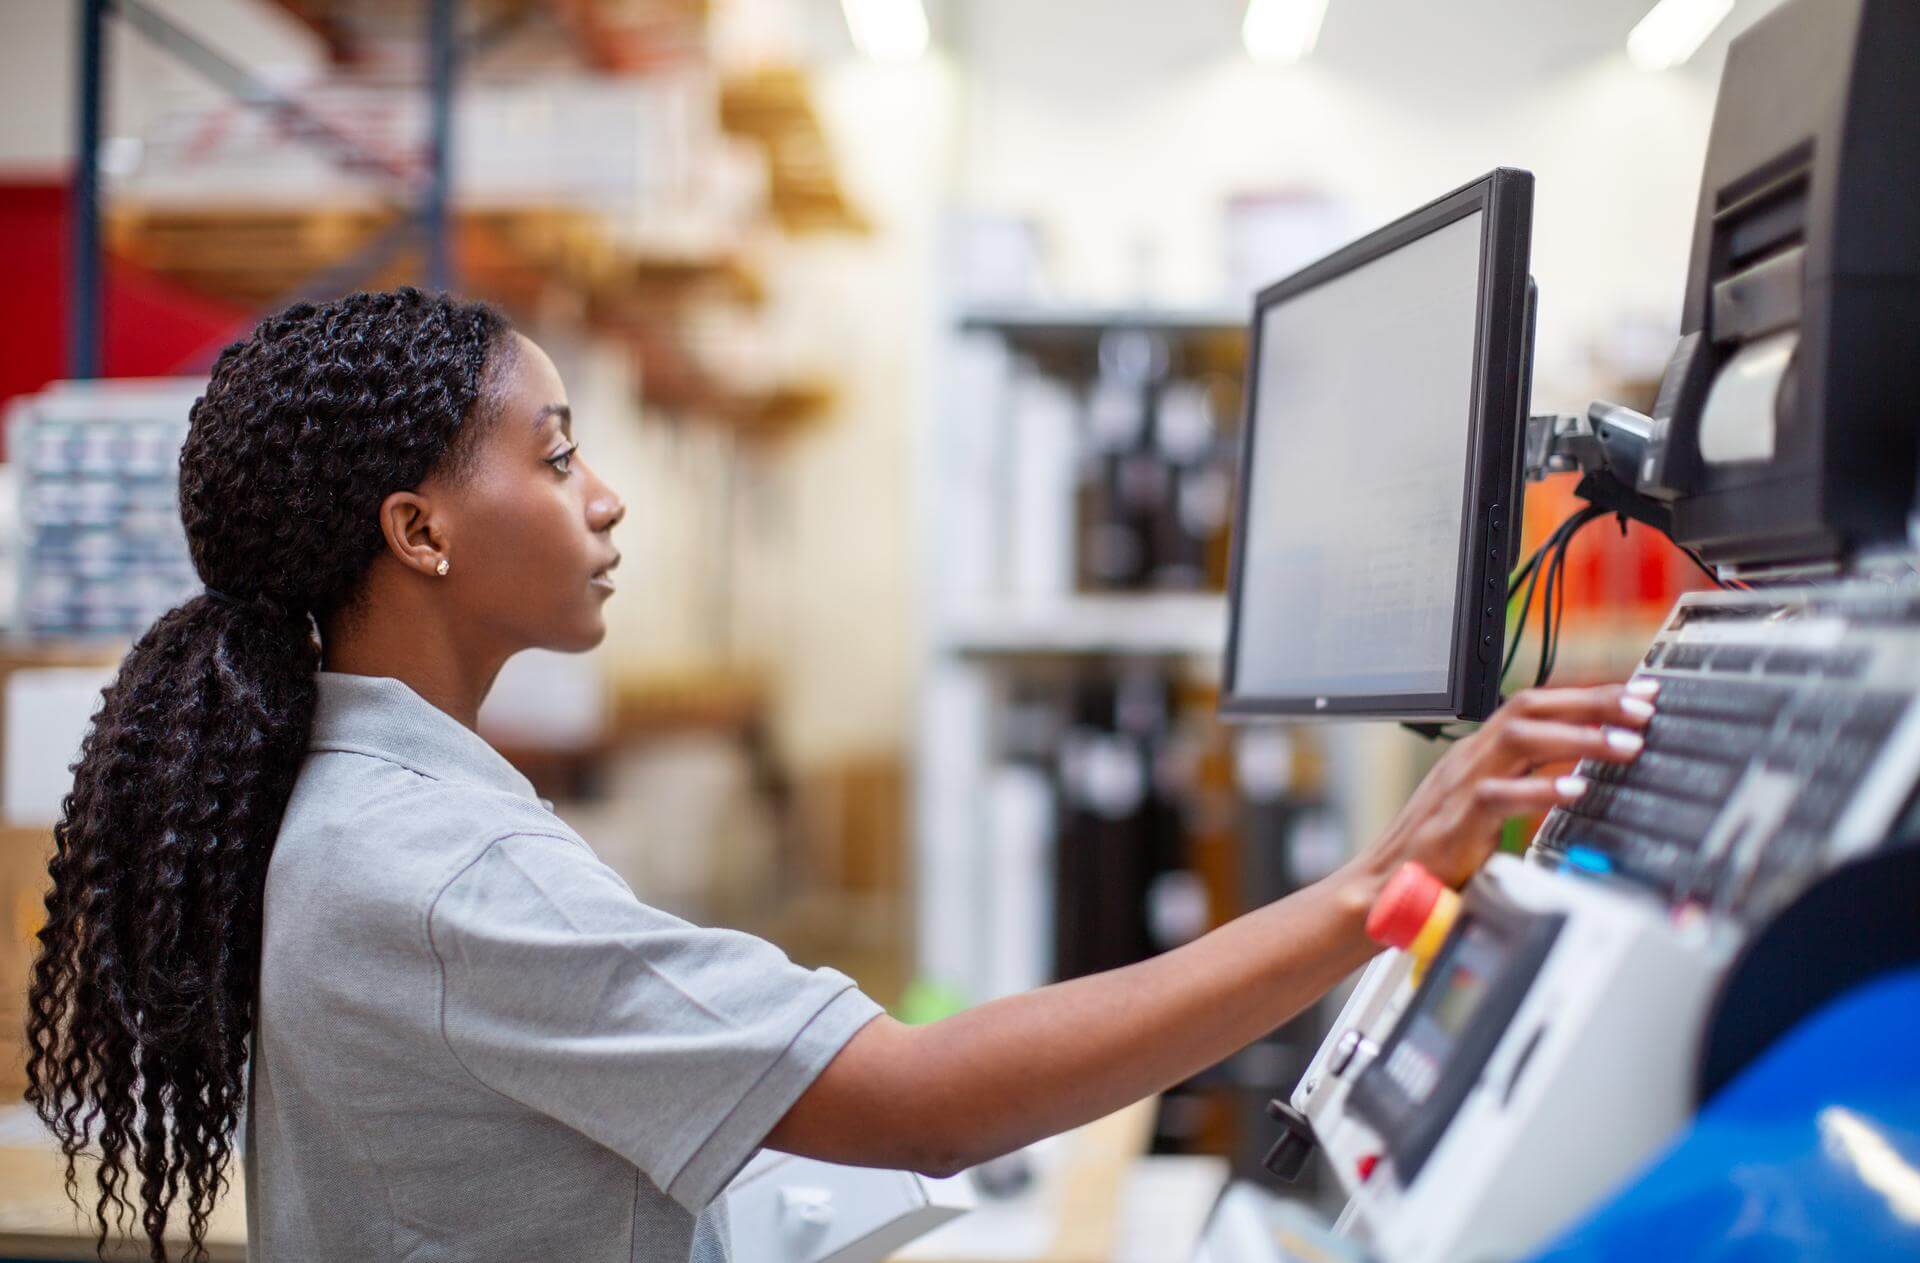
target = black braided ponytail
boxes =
[24,288,512,1262]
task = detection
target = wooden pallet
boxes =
[108,203,616,310]
[721,68,870,235]
[105,204,402,306]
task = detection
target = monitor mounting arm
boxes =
[1524,402,1674,533]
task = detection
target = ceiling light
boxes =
[1626,0,1735,71]
[841,0,930,63]
[1243,0,1330,65]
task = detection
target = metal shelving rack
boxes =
[915,305,1249,1006]
[67,0,463,380]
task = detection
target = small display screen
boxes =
[1431,959,1491,1036]
[1409,923,1507,1059]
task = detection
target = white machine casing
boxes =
[726,1151,974,1263]
[1292,854,1730,1262]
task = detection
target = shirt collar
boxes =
[309,670,542,804]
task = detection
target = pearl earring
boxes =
[435,559,450,576]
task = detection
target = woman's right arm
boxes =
[764,683,1654,1178]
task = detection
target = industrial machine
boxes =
[1222,1,1920,1257]
[1285,585,1920,1261]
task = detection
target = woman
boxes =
[25,289,1651,1262]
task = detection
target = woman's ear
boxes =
[377,489,450,579]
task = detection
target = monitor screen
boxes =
[1223,169,1534,721]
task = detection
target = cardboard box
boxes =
[0,827,55,1101]
[0,645,123,826]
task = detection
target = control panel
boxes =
[1291,855,1726,1262]
[1282,584,1920,1261]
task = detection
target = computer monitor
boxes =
[1221,169,1535,723]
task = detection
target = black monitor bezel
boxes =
[1220,167,1534,723]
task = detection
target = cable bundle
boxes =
[1502,506,1740,693]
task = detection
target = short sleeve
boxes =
[427,832,884,1212]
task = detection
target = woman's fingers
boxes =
[1480,716,1646,775]
[1500,682,1659,731]
[1462,774,1590,826]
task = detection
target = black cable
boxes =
[1539,511,1581,684]
[1536,517,1573,687]
[1402,504,1707,743]
[1675,540,1743,590]
[1507,537,1550,597]
[1540,506,1609,686]
[1408,499,1763,742]
[1502,508,1591,688]
[1503,525,1567,686]
[1536,536,1561,686]
[1536,537,1566,679]
[1496,501,1755,703]
[1540,518,1577,684]
[1499,540,1553,684]
[1501,538,1550,684]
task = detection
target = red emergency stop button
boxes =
[1365,861,1461,979]
[1366,861,1444,949]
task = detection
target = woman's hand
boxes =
[1345,682,1659,892]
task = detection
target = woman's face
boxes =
[429,332,625,655]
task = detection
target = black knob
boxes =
[1261,1099,1317,1183]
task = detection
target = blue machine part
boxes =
[1534,966,1920,1261]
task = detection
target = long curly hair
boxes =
[24,288,513,1262]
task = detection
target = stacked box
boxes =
[9,381,204,641]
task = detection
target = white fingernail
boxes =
[1606,728,1645,754]
[1622,697,1655,720]
[1626,678,1661,698]
[1556,776,1589,798]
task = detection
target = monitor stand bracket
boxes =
[1524,402,1674,534]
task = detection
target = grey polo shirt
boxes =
[244,670,883,1262]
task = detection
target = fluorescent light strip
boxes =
[1243,0,1331,65]
[1627,0,1736,71]
[841,0,930,63]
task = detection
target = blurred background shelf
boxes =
[940,594,1226,660]
[959,307,1247,338]
[917,300,1355,1186]
[268,0,711,74]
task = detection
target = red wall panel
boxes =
[0,177,251,458]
